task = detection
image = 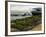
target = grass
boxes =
[11,15,41,31]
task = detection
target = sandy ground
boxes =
[11,24,42,32]
[32,24,42,31]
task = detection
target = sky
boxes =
[10,5,41,11]
[10,3,42,14]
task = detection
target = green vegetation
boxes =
[11,15,41,31]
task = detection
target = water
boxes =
[10,10,32,20]
[11,16,32,20]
